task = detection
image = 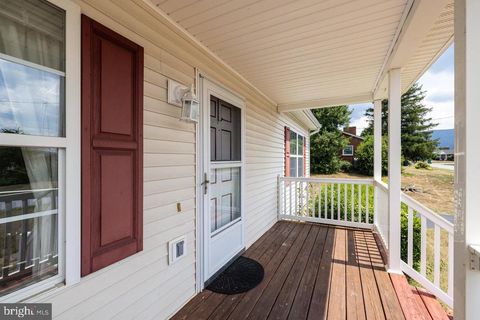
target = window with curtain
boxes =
[343,145,354,156]
[0,0,65,297]
[289,131,305,177]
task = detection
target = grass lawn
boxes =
[312,165,455,215]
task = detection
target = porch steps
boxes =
[390,273,452,320]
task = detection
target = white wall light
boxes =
[167,79,199,123]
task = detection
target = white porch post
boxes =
[387,68,401,273]
[454,0,480,318]
[373,100,383,181]
[373,99,382,226]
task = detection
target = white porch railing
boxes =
[278,177,374,229]
[400,193,454,307]
[278,176,454,308]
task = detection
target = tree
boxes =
[355,135,389,176]
[361,83,438,161]
[310,106,351,174]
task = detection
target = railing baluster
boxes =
[351,184,354,222]
[366,185,369,223]
[299,181,303,216]
[324,183,327,219]
[337,183,340,220]
[330,183,334,219]
[421,215,427,276]
[317,183,321,218]
[283,179,287,216]
[434,224,441,287]
[448,231,454,297]
[344,184,347,221]
[289,181,293,216]
[305,182,310,217]
[358,184,362,222]
[295,180,298,215]
[407,206,414,267]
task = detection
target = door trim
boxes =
[196,72,246,290]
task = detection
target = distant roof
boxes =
[342,131,365,140]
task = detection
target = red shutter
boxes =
[81,15,144,276]
[303,137,307,176]
[285,127,290,177]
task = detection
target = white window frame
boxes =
[289,130,305,178]
[342,144,354,156]
[0,0,81,302]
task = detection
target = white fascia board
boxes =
[373,0,450,98]
[278,93,373,112]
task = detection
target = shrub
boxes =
[414,161,431,170]
[339,160,352,173]
[355,135,388,176]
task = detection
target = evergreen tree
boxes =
[361,83,438,161]
[310,106,351,174]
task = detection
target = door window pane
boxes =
[210,167,241,233]
[0,0,65,71]
[0,147,58,296]
[0,58,65,136]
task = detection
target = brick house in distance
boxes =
[341,127,364,164]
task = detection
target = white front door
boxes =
[200,77,245,283]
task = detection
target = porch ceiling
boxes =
[148,0,453,111]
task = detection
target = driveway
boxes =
[430,161,454,171]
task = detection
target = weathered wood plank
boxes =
[264,225,320,320]
[288,226,329,320]
[327,227,346,320]
[346,229,366,320]
[247,224,314,319]
[411,286,433,320]
[185,223,289,319]
[209,222,297,320]
[228,223,306,320]
[415,287,450,320]
[308,227,336,320]
[354,230,385,320]
[171,223,421,320]
[363,231,405,320]
[389,274,430,320]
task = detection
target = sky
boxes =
[349,44,454,135]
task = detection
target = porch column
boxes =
[454,0,480,318]
[373,100,383,181]
[387,68,401,273]
[373,99,382,226]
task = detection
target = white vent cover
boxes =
[169,235,186,265]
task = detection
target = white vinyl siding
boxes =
[27,0,312,319]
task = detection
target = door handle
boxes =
[201,172,210,195]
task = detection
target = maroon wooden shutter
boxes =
[81,15,144,276]
[284,127,290,177]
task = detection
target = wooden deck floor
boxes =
[172,221,444,320]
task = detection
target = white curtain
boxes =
[22,148,57,272]
[0,0,64,274]
[0,0,65,71]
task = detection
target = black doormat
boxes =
[207,256,264,295]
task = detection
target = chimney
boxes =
[344,127,357,135]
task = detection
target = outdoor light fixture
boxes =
[180,84,199,123]
[167,79,199,123]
